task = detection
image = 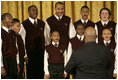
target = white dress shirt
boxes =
[113,46,117,74]
[67,34,84,63]
[44,41,67,75]
[1,26,20,67]
[81,19,88,23]
[103,40,111,46]
[44,14,76,45]
[114,30,117,74]
[54,14,63,21]
[28,17,37,24]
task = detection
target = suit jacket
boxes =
[65,42,113,79]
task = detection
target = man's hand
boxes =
[45,74,50,79]
[1,67,6,76]
[24,64,26,72]
[17,64,20,75]
[113,73,117,78]
[64,73,67,78]
[25,57,29,64]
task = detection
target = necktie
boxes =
[80,37,82,41]
[8,29,11,33]
[106,42,109,46]
[83,22,87,27]
[104,23,107,27]
[58,17,61,21]
[55,44,58,47]
[34,20,37,28]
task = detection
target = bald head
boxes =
[84,27,97,43]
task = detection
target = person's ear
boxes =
[50,36,52,40]
[102,34,104,38]
[110,34,112,37]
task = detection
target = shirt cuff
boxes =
[17,59,20,64]
[24,53,27,58]
[45,71,49,75]
[1,63,4,67]
[24,62,26,64]
[64,71,67,74]
[113,69,117,74]
[16,54,20,64]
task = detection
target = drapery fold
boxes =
[1,1,117,23]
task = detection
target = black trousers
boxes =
[49,63,64,79]
[27,51,44,79]
[2,58,18,79]
[106,69,114,79]
[18,59,24,79]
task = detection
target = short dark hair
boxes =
[11,18,20,26]
[76,23,84,29]
[1,13,11,21]
[13,18,20,23]
[99,8,111,19]
[28,5,37,12]
[102,28,112,34]
[50,30,60,36]
[81,6,89,11]
[55,2,64,8]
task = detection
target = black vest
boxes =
[22,18,45,53]
[1,29,18,59]
[46,15,71,47]
[96,21,116,43]
[74,19,95,29]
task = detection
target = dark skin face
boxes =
[55,4,64,17]
[11,22,21,33]
[81,8,89,21]
[3,14,13,28]
[28,6,38,19]
[76,25,85,36]
[51,32,60,43]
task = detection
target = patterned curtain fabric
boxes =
[1,1,117,23]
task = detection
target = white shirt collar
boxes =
[101,20,109,26]
[52,41,59,47]
[77,34,84,41]
[81,19,88,23]
[2,26,9,33]
[103,40,111,45]
[54,14,63,20]
[29,17,37,24]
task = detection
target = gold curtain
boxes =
[1,1,117,24]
